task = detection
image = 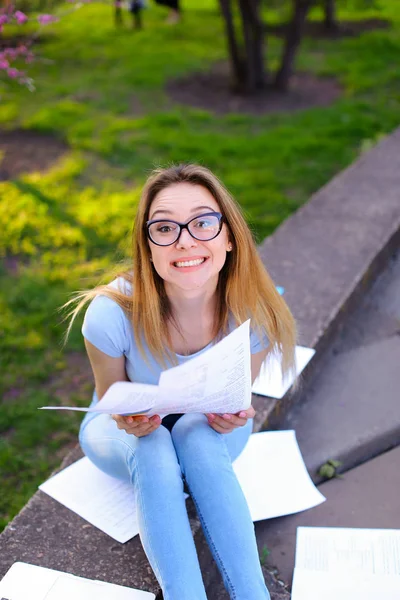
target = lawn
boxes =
[0,0,399,530]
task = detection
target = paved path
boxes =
[282,249,400,482]
[254,250,400,593]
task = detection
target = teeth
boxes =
[175,258,205,268]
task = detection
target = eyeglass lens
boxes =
[148,214,221,245]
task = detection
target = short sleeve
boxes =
[250,325,270,355]
[82,295,129,358]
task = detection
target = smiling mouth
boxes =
[173,258,207,268]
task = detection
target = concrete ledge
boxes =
[2,128,400,598]
[255,126,400,431]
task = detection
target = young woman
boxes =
[66,164,296,600]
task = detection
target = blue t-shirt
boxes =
[81,277,269,429]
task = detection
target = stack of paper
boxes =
[0,562,155,600]
[39,430,325,543]
[291,527,400,600]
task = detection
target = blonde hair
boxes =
[64,164,296,376]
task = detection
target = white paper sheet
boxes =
[292,527,400,600]
[40,320,252,416]
[158,318,251,414]
[0,562,155,600]
[232,430,325,521]
[39,458,140,543]
[44,574,154,599]
[292,569,400,600]
[252,345,315,399]
[39,431,324,542]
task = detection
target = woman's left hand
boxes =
[205,405,255,434]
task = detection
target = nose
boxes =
[176,226,197,249]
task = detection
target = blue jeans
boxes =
[79,411,270,600]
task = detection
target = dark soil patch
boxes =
[0,129,69,181]
[267,18,391,39]
[167,64,342,116]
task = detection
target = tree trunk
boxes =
[219,0,266,94]
[324,0,338,32]
[274,0,310,91]
[238,0,266,92]
[218,0,246,90]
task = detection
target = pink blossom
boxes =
[14,11,28,25]
[0,15,8,26]
[37,14,58,25]
[4,48,18,59]
[0,58,10,70]
[7,67,19,79]
[25,52,35,64]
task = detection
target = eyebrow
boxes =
[150,205,216,220]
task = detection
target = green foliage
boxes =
[0,0,399,530]
[318,459,343,479]
[260,545,271,565]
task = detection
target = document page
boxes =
[0,563,155,600]
[292,527,400,600]
[44,574,154,599]
[252,345,315,399]
[158,319,251,414]
[40,320,251,416]
[41,382,159,415]
[39,457,140,543]
[232,430,325,521]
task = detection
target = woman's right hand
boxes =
[112,414,162,437]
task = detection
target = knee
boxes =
[80,430,134,482]
[132,428,184,487]
[171,413,211,451]
[171,414,227,474]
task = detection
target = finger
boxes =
[136,415,161,435]
[134,416,162,437]
[209,421,234,434]
[222,413,248,427]
[235,406,255,420]
[113,414,148,426]
[126,415,150,425]
[209,415,236,431]
[115,416,150,432]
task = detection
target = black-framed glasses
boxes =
[146,211,224,247]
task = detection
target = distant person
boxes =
[129,0,145,29]
[65,164,296,599]
[154,0,181,24]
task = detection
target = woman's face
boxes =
[147,183,232,294]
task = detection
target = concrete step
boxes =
[286,334,400,481]
[281,251,400,482]
[255,445,400,587]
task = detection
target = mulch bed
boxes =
[167,64,342,116]
[0,129,69,181]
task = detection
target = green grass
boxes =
[0,0,399,530]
